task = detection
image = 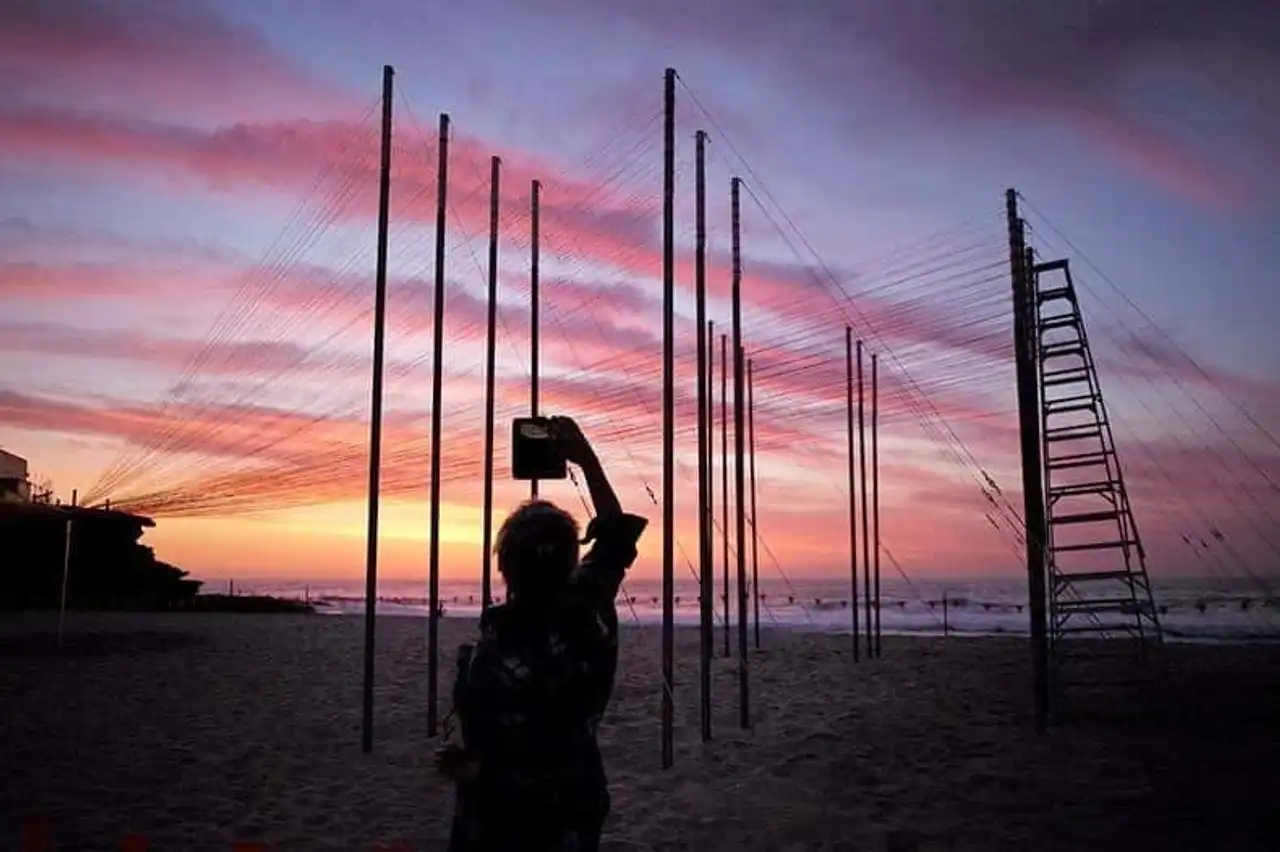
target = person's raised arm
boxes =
[551,417,646,599]
[552,416,619,518]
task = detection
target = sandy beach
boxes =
[2,613,1276,851]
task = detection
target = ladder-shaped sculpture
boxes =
[1032,257,1162,703]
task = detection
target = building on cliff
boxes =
[0,450,201,610]
[1,448,32,504]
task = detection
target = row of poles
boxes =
[357,66,886,765]
[358,65,546,752]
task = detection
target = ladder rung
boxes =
[1033,259,1069,275]
[1054,569,1136,583]
[1048,482,1116,499]
[1046,431,1103,445]
[1045,393,1098,409]
[1040,343,1085,361]
[1056,598,1140,612]
[1044,377,1091,390]
[1046,422,1100,434]
[1050,509,1120,526]
[1057,624,1144,635]
[1039,314,1079,332]
[1047,452,1111,471]
[1043,371,1091,388]
[1045,402,1097,417]
[1053,539,1138,553]
[1045,423,1103,438]
[1037,286,1073,304]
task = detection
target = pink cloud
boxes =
[0,101,1037,523]
[0,258,235,302]
[0,263,1014,486]
[0,104,1019,388]
[0,388,366,469]
[0,0,353,121]
[0,319,417,394]
[0,105,663,274]
[1057,104,1248,212]
[1103,325,1280,430]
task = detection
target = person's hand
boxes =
[550,416,595,467]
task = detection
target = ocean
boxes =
[224,574,1279,642]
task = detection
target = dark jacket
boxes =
[448,512,648,851]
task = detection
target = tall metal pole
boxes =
[660,66,676,770]
[63,492,74,644]
[845,327,860,661]
[1007,187,1049,732]
[427,111,450,738]
[61,489,77,644]
[748,356,760,650]
[530,178,541,499]
[872,352,882,658]
[858,340,872,656]
[361,64,395,754]
[720,331,730,658]
[730,176,749,729]
[707,320,717,656]
[58,516,72,648]
[694,129,712,742]
[480,155,501,612]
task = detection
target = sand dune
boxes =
[1,613,1276,850]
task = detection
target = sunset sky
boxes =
[1,0,1277,589]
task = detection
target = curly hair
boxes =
[494,499,581,599]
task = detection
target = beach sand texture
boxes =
[2,613,1276,851]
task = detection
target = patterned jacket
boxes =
[447,512,648,849]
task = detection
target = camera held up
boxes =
[511,416,568,481]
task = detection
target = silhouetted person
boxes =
[439,417,647,851]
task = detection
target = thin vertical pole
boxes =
[1007,187,1049,732]
[58,490,76,647]
[858,340,872,656]
[845,327,860,661]
[707,320,716,656]
[730,176,749,729]
[58,516,72,648]
[660,66,676,770]
[361,63,395,754]
[707,319,718,657]
[427,111,451,738]
[872,352,882,657]
[748,357,760,650]
[480,155,501,611]
[530,178,541,499]
[694,129,712,742]
[720,331,730,658]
